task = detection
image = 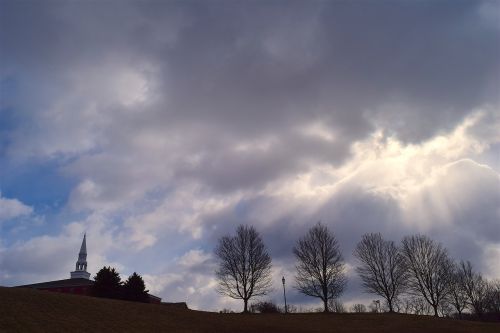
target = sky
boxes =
[0,0,499,311]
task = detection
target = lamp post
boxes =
[282,276,287,314]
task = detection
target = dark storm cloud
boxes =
[2,1,498,162]
[174,130,351,192]
[158,0,499,142]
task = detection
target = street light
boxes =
[282,276,287,314]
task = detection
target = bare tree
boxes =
[293,223,347,312]
[350,303,367,313]
[397,296,432,315]
[353,233,406,312]
[438,302,454,318]
[392,298,406,313]
[486,280,500,314]
[328,298,346,313]
[447,262,468,319]
[401,235,453,317]
[410,297,433,316]
[214,225,273,313]
[459,260,489,317]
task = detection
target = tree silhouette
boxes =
[92,266,122,299]
[401,235,453,317]
[354,233,406,312]
[328,298,346,313]
[447,262,468,319]
[123,272,149,303]
[459,260,489,317]
[215,225,273,313]
[351,303,367,313]
[486,280,500,314]
[293,222,346,312]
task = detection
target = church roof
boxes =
[16,278,94,289]
[15,278,162,303]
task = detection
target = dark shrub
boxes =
[250,301,281,313]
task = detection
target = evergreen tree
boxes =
[91,266,123,299]
[123,272,149,303]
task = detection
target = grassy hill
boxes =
[1,287,499,333]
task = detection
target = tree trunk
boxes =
[388,300,394,313]
[323,299,329,313]
[433,305,439,317]
[243,299,248,313]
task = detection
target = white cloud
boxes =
[0,212,124,286]
[0,193,33,222]
[121,184,242,250]
[142,249,230,310]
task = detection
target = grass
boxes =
[1,287,499,332]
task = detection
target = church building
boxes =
[16,234,161,304]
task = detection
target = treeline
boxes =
[354,233,499,319]
[91,266,150,303]
[214,223,500,321]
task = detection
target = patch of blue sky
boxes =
[0,75,18,103]
[0,215,42,246]
[0,108,16,132]
[234,200,252,217]
[0,77,18,156]
[0,157,76,215]
[1,207,91,249]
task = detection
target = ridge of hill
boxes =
[1,287,499,333]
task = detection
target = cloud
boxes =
[0,193,33,222]
[0,213,125,286]
[0,0,498,311]
[142,249,234,310]
[129,110,498,310]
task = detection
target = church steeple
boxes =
[79,233,87,257]
[70,233,91,280]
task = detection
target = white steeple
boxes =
[70,233,91,279]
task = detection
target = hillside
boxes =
[1,287,498,333]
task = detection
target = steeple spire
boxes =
[70,233,91,280]
[79,233,87,256]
